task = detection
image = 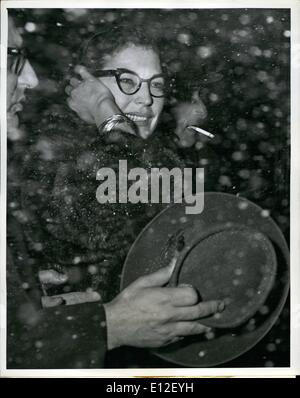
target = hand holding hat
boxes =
[121,192,289,366]
[104,260,225,350]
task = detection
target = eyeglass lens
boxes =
[8,48,26,76]
[118,71,165,97]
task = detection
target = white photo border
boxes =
[1,0,299,378]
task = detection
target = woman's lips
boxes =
[125,113,151,126]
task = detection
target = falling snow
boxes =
[7,8,290,369]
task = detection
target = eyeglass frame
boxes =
[7,47,27,76]
[93,68,167,98]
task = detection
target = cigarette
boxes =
[187,125,215,139]
[41,284,48,296]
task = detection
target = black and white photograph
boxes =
[1,0,299,375]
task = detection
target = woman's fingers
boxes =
[38,269,68,285]
[46,291,101,306]
[74,64,94,81]
[70,77,81,87]
[65,77,81,97]
[41,296,66,308]
[41,291,101,308]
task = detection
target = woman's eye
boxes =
[120,78,135,86]
[151,81,165,89]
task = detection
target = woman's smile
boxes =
[125,111,154,127]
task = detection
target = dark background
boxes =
[8,8,290,368]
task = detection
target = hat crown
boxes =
[163,222,277,328]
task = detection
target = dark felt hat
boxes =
[121,192,289,367]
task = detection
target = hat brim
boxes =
[121,192,289,367]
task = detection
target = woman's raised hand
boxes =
[66,65,136,136]
[66,65,116,126]
[39,269,101,308]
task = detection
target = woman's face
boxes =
[100,45,165,139]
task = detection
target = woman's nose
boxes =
[135,81,153,106]
[18,60,39,89]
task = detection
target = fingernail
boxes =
[178,283,194,289]
[58,297,67,305]
[218,301,225,312]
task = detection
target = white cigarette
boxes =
[187,126,215,139]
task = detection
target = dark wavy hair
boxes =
[78,23,165,74]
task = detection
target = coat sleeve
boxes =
[7,245,108,369]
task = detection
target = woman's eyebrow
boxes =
[117,68,165,79]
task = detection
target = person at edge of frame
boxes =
[6,16,225,369]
